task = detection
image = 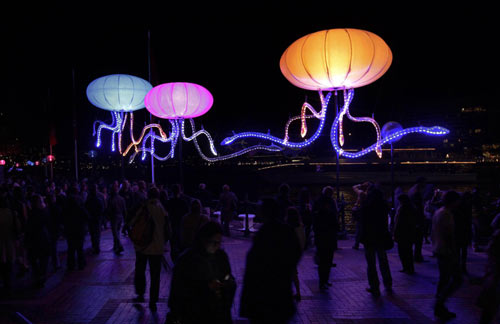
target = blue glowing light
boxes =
[221,92,332,148]
[330,89,449,158]
[94,111,124,151]
[87,74,152,113]
[87,74,152,153]
[221,88,449,159]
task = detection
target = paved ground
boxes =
[0,221,495,324]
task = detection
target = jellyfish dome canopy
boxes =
[145,82,214,119]
[86,74,153,112]
[280,28,392,91]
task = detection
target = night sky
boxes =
[2,4,497,157]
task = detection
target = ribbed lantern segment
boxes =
[145,82,213,119]
[279,28,392,91]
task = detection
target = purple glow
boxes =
[145,82,213,119]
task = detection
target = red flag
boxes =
[49,125,57,146]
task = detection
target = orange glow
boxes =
[122,112,167,157]
[280,29,392,90]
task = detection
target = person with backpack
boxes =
[130,187,169,312]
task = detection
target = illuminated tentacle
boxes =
[94,111,124,151]
[185,119,282,162]
[300,101,324,138]
[122,112,168,157]
[222,92,332,148]
[129,120,179,163]
[343,90,383,157]
[140,120,178,161]
[180,119,218,156]
[330,90,449,158]
[118,112,127,154]
[284,115,316,144]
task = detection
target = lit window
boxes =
[474,129,482,133]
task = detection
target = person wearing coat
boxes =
[393,194,417,274]
[312,186,338,291]
[63,186,89,271]
[85,184,105,254]
[130,187,168,312]
[0,194,20,292]
[167,221,235,324]
[240,197,302,324]
[360,186,393,297]
[179,199,209,253]
[25,194,51,287]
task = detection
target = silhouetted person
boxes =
[0,194,20,293]
[131,187,168,312]
[11,186,29,276]
[286,206,305,301]
[298,187,313,249]
[432,190,462,320]
[424,189,442,245]
[276,183,293,222]
[352,182,371,249]
[25,194,51,288]
[218,184,238,237]
[393,194,417,274]
[477,227,500,323]
[166,184,189,262]
[63,186,89,271]
[312,186,338,291]
[455,192,473,273]
[85,184,105,254]
[108,183,127,255]
[119,180,134,236]
[193,183,214,215]
[167,221,235,324]
[240,197,302,324]
[360,186,392,297]
[408,177,426,262]
[45,191,62,271]
[180,199,209,253]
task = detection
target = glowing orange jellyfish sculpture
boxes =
[221,28,449,157]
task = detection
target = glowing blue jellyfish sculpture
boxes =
[86,74,153,152]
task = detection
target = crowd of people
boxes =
[0,175,499,323]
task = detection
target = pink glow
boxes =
[0,160,5,166]
[145,82,213,119]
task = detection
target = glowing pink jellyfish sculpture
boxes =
[128,82,280,162]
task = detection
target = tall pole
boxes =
[72,68,79,182]
[147,29,155,184]
[334,90,340,201]
[391,143,395,210]
[49,143,54,181]
[47,87,53,181]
